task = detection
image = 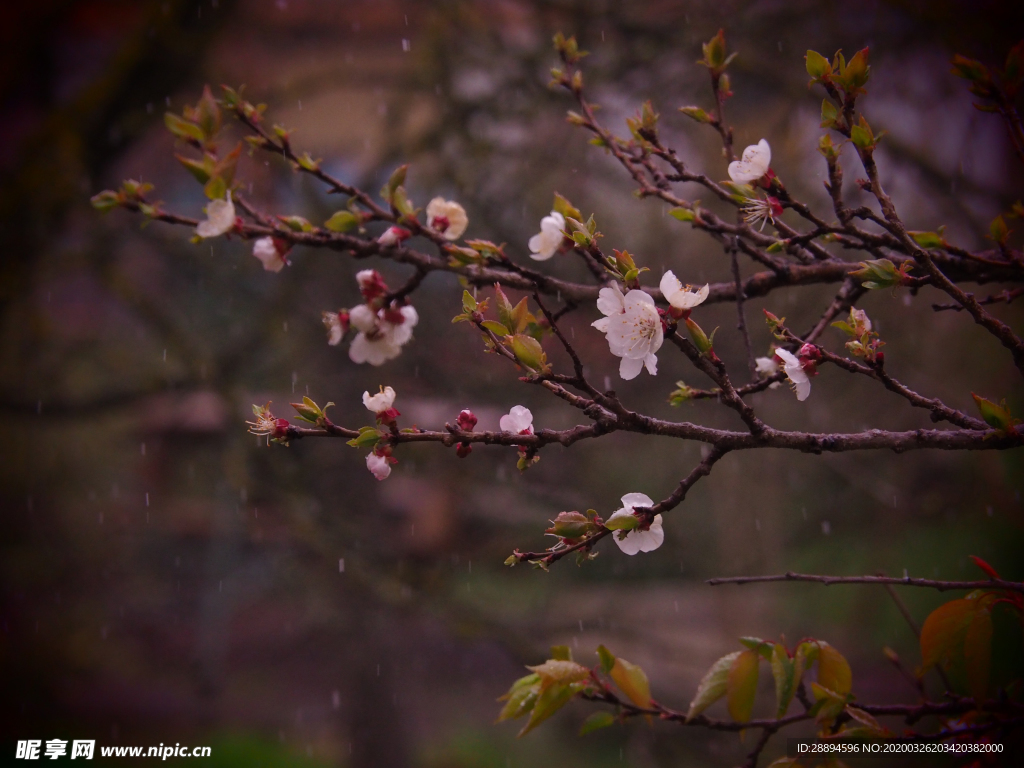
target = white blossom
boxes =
[322,311,346,346]
[348,305,419,366]
[659,271,709,310]
[775,348,811,401]
[755,355,782,389]
[363,386,397,414]
[348,304,378,333]
[528,211,566,261]
[195,192,235,238]
[252,237,287,272]
[728,139,771,184]
[607,492,665,556]
[755,356,779,376]
[426,197,468,240]
[366,452,392,481]
[592,284,663,380]
[499,405,534,434]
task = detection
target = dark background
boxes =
[2,1,1023,765]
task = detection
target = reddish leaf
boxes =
[921,598,975,671]
[969,555,1001,580]
[726,650,760,723]
[816,642,853,696]
[963,607,993,700]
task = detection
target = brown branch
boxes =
[705,571,1024,594]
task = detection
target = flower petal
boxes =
[621,492,654,509]
[596,285,626,317]
[619,355,644,380]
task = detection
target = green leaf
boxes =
[494,285,515,331]
[461,290,477,313]
[519,682,574,736]
[203,175,227,201]
[603,514,638,532]
[550,645,572,661]
[805,49,831,79]
[496,673,541,722]
[766,240,785,254]
[552,192,581,223]
[739,637,774,661]
[820,99,838,128]
[510,297,531,333]
[816,642,852,696]
[596,645,616,675]
[972,393,1013,430]
[345,426,383,449]
[770,643,797,718]
[382,164,408,203]
[90,190,120,213]
[175,154,213,184]
[579,711,615,735]
[510,334,548,372]
[669,207,696,222]
[726,649,760,723]
[325,210,359,233]
[609,657,651,709]
[909,229,946,249]
[851,118,874,150]
[164,112,204,143]
[481,320,510,337]
[687,651,742,721]
[841,47,871,92]
[989,214,1010,244]
[678,106,711,123]
[527,659,589,685]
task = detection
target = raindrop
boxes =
[893,495,897,507]
[778,41,783,52]
[291,371,298,393]
[604,375,611,391]
[283,321,289,332]
[903,568,909,579]
[36,400,42,415]
[145,493,150,506]
[410,524,415,536]
[401,39,411,53]
[332,690,340,709]
[338,558,345,573]
[601,30,605,42]
[141,442,146,456]
[414,366,419,378]
[573,636,579,648]
[821,520,831,535]
[162,349,167,362]
[404,14,408,25]
[578,619,584,632]
[218,580,223,592]
[376,664,380,677]
[240,487,247,502]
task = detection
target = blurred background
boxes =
[2,1,1023,765]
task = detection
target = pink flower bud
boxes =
[337,309,350,334]
[455,442,472,458]
[272,418,290,440]
[377,226,411,247]
[456,409,478,431]
[356,269,388,301]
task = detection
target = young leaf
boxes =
[596,645,616,675]
[481,320,511,337]
[325,210,359,233]
[815,642,852,696]
[550,645,572,661]
[519,681,573,736]
[920,597,976,671]
[726,649,760,723]
[770,643,797,718]
[496,673,541,722]
[963,606,993,699]
[805,49,831,79]
[510,334,548,372]
[527,659,589,685]
[686,651,742,720]
[609,657,651,709]
[579,711,615,735]
[739,637,774,661]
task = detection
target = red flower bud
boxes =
[455,442,472,458]
[272,418,290,439]
[456,409,478,431]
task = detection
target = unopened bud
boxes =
[455,442,472,458]
[456,409,478,431]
